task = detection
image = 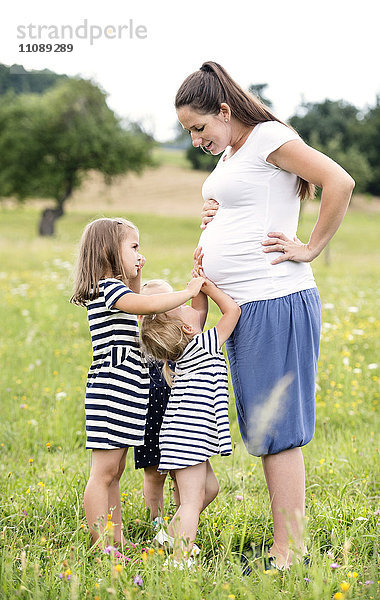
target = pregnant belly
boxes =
[199,210,286,286]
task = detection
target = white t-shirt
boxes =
[199,120,316,305]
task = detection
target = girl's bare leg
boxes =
[261,447,306,568]
[84,448,128,546]
[107,450,128,545]
[168,460,218,560]
[143,466,167,519]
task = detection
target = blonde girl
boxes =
[141,274,240,566]
[71,217,204,550]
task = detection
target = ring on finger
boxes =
[282,245,285,253]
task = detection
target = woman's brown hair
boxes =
[70,217,138,306]
[141,313,193,386]
[175,61,314,201]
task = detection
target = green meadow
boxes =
[0,205,379,599]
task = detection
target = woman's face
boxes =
[177,105,230,155]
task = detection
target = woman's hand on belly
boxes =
[193,246,204,275]
[201,199,219,230]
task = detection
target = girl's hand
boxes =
[193,246,204,274]
[201,199,219,230]
[187,276,206,297]
[262,232,316,264]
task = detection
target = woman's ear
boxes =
[220,103,231,121]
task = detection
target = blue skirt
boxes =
[226,288,321,457]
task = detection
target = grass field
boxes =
[0,202,379,600]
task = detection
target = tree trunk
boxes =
[38,206,64,236]
[38,179,74,236]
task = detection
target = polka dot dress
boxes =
[134,361,173,469]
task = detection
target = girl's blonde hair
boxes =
[70,217,138,306]
[141,312,193,386]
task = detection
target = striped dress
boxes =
[158,327,232,471]
[85,278,149,449]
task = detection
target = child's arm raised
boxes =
[191,289,208,330]
[201,279,241,346]
[191,247,208,329]
[114,277,205,315]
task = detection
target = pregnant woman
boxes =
[175,62,354,569]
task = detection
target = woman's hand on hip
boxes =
[201,199,219,230]
[262,232,317,264]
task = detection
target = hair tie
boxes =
[200,64,213,73]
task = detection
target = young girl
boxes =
[141,273,241,565]
[134,280,179,526]
[70,217,204,549]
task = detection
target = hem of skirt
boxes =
[246,437,313,458]
[86,442,142,449]
[158,449,232,473]
[134,461,160,470]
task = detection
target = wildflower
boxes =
[114,564,123,574]
[330,563,340,569]
[333,594,344,600]
[46,442,51,449]
[141,552,147,562]
[133,575,143,586]
[364,580,374,585]
[368,363,378,370]
[148,547,155,555]
[319,458,325,464]
[157,548,164,556]
[235,494,244,501]
[38,482,45,488]
[29,458,34,464]
[340,582,350,592]
[228,596,236,600]
[26,488,30,494]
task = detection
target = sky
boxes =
[1,0,379,141]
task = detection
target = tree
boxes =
[359,96,380,195]
[248,83,273,109]
[290,100,371,193]
[0,63,67,95]
[0,78,154,235]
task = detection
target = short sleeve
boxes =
[258,121,300,164]
[102,279,132,310]
[195,327,221,356]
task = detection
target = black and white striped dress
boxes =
[85,278,149,449]
[158,327,232,471]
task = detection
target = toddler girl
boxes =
[70,217,204,549]
[141,274,241,565]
